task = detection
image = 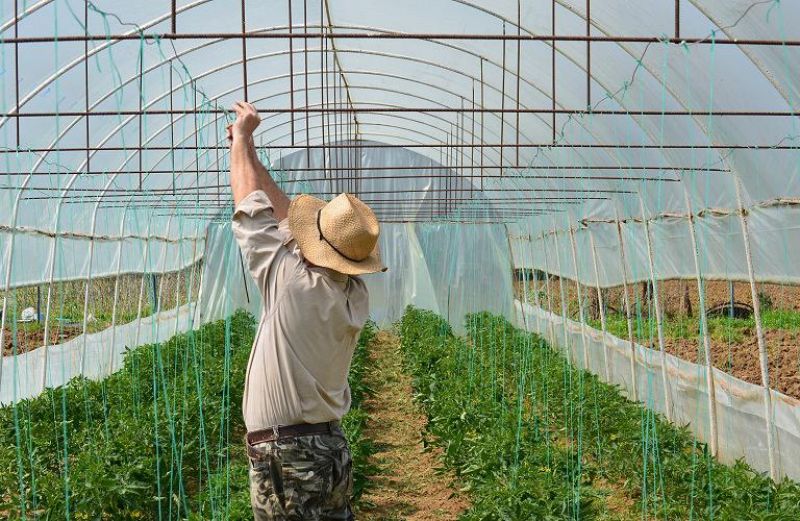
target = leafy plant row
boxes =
[398,306,800,520]
[0,311,377,520]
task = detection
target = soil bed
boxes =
[358,330,469,521]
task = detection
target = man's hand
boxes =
[230,101,261,141]
[228,101,290,218]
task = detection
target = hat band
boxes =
[316,209,363,263]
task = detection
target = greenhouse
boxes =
[2,0,800,519]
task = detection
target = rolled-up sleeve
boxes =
[232,190,300,304]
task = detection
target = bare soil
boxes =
[2,325,81,356]
[357,330,469,521]
[662,331,800,399]
[515,277,800,400]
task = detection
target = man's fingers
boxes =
[232,101,246,114]
[243,101,257,114]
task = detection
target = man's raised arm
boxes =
[228,101,291,220]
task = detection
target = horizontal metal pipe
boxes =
[0,165,718,175]
[1,31,797,46]
[1,143,795,152]
[24,193,603,202]
[9,185,632,196]
[6,107,798,117]
[0,173,679,182]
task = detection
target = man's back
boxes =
[233,190,370,432]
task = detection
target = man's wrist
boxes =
[232,131,253,142]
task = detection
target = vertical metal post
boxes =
[515,0,521,166]
[241,0,249,101]
[684,189,719,457]
[527,227,543,335]
[728,280,735,319]
[479,58,485,191]
[540,231,556,345]
[0,0,23,393]
[505,225,521,327]
[108,206,131,373]
[551,221,571,363]
[518,236,531,331]
[303,0,311,166]
[551,0,557,143]
[568,225,590,370]
[588,229,610,381]
[639,197,673,419]
[150,274,160,312]
[287,0,295,145]
[499,23,507,173]
[734,178,777,480]
[585,0,591,109]
[616,217,638,401]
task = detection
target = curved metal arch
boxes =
[8,19,678,190]
[146,79,546,176]
[4,31,680,235]
[5,2,746,223]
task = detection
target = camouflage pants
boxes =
[248,425,354,521]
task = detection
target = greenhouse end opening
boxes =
[2,1,800,519]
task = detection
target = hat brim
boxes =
[288,194,388,276]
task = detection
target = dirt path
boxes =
[357,330,469,521]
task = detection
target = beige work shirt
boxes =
[232,190,370,431]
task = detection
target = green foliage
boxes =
[593,307,800,349]
[399,306,800,520]
[0,312,377,519]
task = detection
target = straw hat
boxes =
[288,193,387,275]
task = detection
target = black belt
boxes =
[246,422,337,460]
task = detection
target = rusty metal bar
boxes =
[675,0,680,40]
[0,165,723,176]
[516,0,521,166]
[551,0,557,143]
[303,0,311,167]
[4,142,793,152]
[26,192,599,202]
[319,0,327,181]
[500,22,507,174]
[480,58,485,191]
[288,0,295,145]
[471,81,476,199]
[3,32,799,45]
[10,107,795,116]
[138,54,144,190]
[171,0,177,33]
[169,67,176,195]
[241,0,249,100]
[84,0,91,188]
[586,0,591,110]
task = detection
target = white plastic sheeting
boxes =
[0,302,196,405]
[514,299,800,482]
[199,219,514,333]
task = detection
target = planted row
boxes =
[0,311,377,520]
[399,307,800,520]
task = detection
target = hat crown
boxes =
[318,193,379,262]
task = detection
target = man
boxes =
[227,101,386,520]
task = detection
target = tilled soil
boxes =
[1,326,81,356]
[662,330,800,400]
[358,330,469,521]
